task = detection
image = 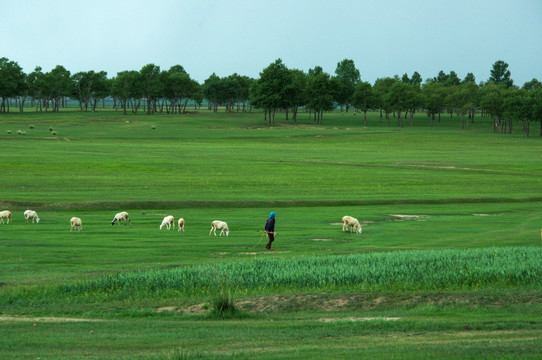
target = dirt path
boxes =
[0,316,107,322]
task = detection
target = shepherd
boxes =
[265,211,276,250]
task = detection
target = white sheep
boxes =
[24,210,40,223]
[160,215,175,230]
[0,210,12,224]
[209,220,229,236]
[70,217,82,232]
[342,215,362,234]
[177,217,185,232]
[111,211,130,226]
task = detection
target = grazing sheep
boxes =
[24,210,40,223]
[209,220,229,236]
[0,210,12,224]
[70,217,82,232]
[178,217,185,232]
[111,211,130,226]
[160,215,175,230]
[342,215,362,234]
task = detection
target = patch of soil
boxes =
[318,317,400,322]
[239,251,291,255]
[0,316,106,322]
[388,214,429,221]
[156,306,177,313]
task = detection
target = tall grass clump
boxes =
[47,247,542,303]
[209,285,239,318]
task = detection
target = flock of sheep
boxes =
[1,210,363,236]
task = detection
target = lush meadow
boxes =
[1,110,541,359]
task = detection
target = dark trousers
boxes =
[266,232,274,249]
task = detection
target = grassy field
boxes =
[1,109,541,359]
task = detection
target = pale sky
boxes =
[2,0,541,86]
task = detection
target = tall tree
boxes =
[462,73,476,83]
[489,60,513,87]
[72,70,108,111]
[480,82,508,132]
[522,78,541,92]
[203,73,221,112]
[351,81,373,126]
[372,77,398,125]
[42,65,71,112]
[139,63,162,114]
[27,66,45,111]
[334,59,360,112]
[164,66,191,113]
[530,87,542,136]
[111,70,140,115]
[0,57,26,112]
[250,59,294,124]
[306,67,336,124]
[422,81,447,126]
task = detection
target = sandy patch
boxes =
[319,317,400,322]
[0,316,106,322]
[239,251,290,255]
[389,214,429,220]
[156,306,177,313]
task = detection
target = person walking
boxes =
[265,211,276,250]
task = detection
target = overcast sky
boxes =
[2,0,541,86]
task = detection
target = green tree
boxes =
[111,70,140,115]
[203,73,221,112]
[163,66,191,113]
[410,71,423,86]
[72,70,108,111]
[351,81,373,126]
[334,59,360,112]
[373,77,398,125]
[503,88,531,135]
[522,78,541,92]
[489,60,513,87]
[530,87,542,136]
[250,59,294,124]
[422,81,447,126]
[139,64,162,114]
[462,73,476,83]
[480,82,508,132]
[42,65,71,112]
[0,57,26,113]
[306,67,336,124]
[387,82,413,127]
[444,82,478,129]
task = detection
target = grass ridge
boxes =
[2,197,542,210]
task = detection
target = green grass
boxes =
[1,109,541,359]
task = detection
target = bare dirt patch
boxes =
[318,317,400,322]
[0,316,107,322]
[388,214,429,221]
[44,137,71,141]
[239,251,290,255]
[158,291,541,316]
[156,306,177,313]
[212,252,230,256]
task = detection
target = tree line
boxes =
[0,57,541,136]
